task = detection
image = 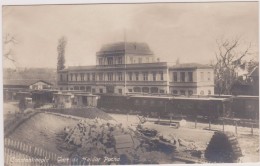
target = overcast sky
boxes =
[2,2,259,68]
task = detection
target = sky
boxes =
[2,2,259,68]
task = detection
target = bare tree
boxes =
[214,37,251,95]
[3,33,18,63]
[57,36,67,71]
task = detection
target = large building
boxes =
[58,42,214,96]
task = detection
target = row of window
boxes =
[172,89,212,95]
[98,56,154,65]
[61,72,165,82]
[61,71,211,82]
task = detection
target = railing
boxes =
[4,138,57,166]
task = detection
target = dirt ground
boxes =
[110,113,260,163]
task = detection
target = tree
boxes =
[214,38,251,95]
[3,33,18,66]
[57,36,67,71]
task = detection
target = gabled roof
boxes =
[3,79,53,86]
[248,66,259,77]
[170,63,212,69]
[97,42,154,56]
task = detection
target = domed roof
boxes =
[97,42,154,56]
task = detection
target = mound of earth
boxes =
[8,112,79,156]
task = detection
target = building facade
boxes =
[58,42,214,96]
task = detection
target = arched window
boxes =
[200,90,204,95]
[188,90,193,96]
[133,87,141,92]
[151,87,159,93]
[172,90,178,95]
[142,87,149,93]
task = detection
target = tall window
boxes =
[118,72,123,81]
[99,73,103,81]
[153,72,156,81]
[75,73,78,81]
[130,57,133,64]
[80,73,84,81]
[173,72,177,82]
[118,57,122,64]
[143,72,148,81]
[92,73,95,81]
[108,57,113,65]
[108,73,113,81]
[138,57,142,63]
[207,72,211,81]
[99,58,103,65]
[160,72,164,81]
[70,74,73,81]
[135,72,139,81]
[60,74,63,81]
[128,72,132,81]
[87,73,90,81]
[180,72,185,82]
[200,72,204,81]
[188,72,193,82]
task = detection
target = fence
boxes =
[4,138,57,166]
[4,138,98,166]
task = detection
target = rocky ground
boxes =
[110,113,260,163]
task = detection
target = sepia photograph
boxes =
[2,0,259,165]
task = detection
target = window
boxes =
[108,73,113,81]
[80,73,84,81]
[159,90,165,94]
[118,57,122,64]
[200,90,204,95]
[143,72,148,81]
[173,90,178,95]
[128,89,132,92]
[128,72,132,81]
[160,72,164,81]
[135,72,139,81]
[118,72,123,81]
[75,74,78,81]
[99,89,103,93]
[118,89,122,94]
[99,58,103,65]
[153,72,156,81]
[67,74,68,81]
[173,72,177,82]
[92,88,96,93]
[99,73,103,81]
[108,57,113,65]
[70,74,73,81]
[208,90,211,95]
[188,72,193,82]
[92,73,95,81]
[180,72,185,82]
[200,72,204,81]
[138,57,142,63]
[207,72,211,81]
[180,90,185,95]
[188,90,193,96]
[60,74,63,81]
[87,73,90,81]
[130,57,133,64]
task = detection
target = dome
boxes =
[97,42,154,56]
